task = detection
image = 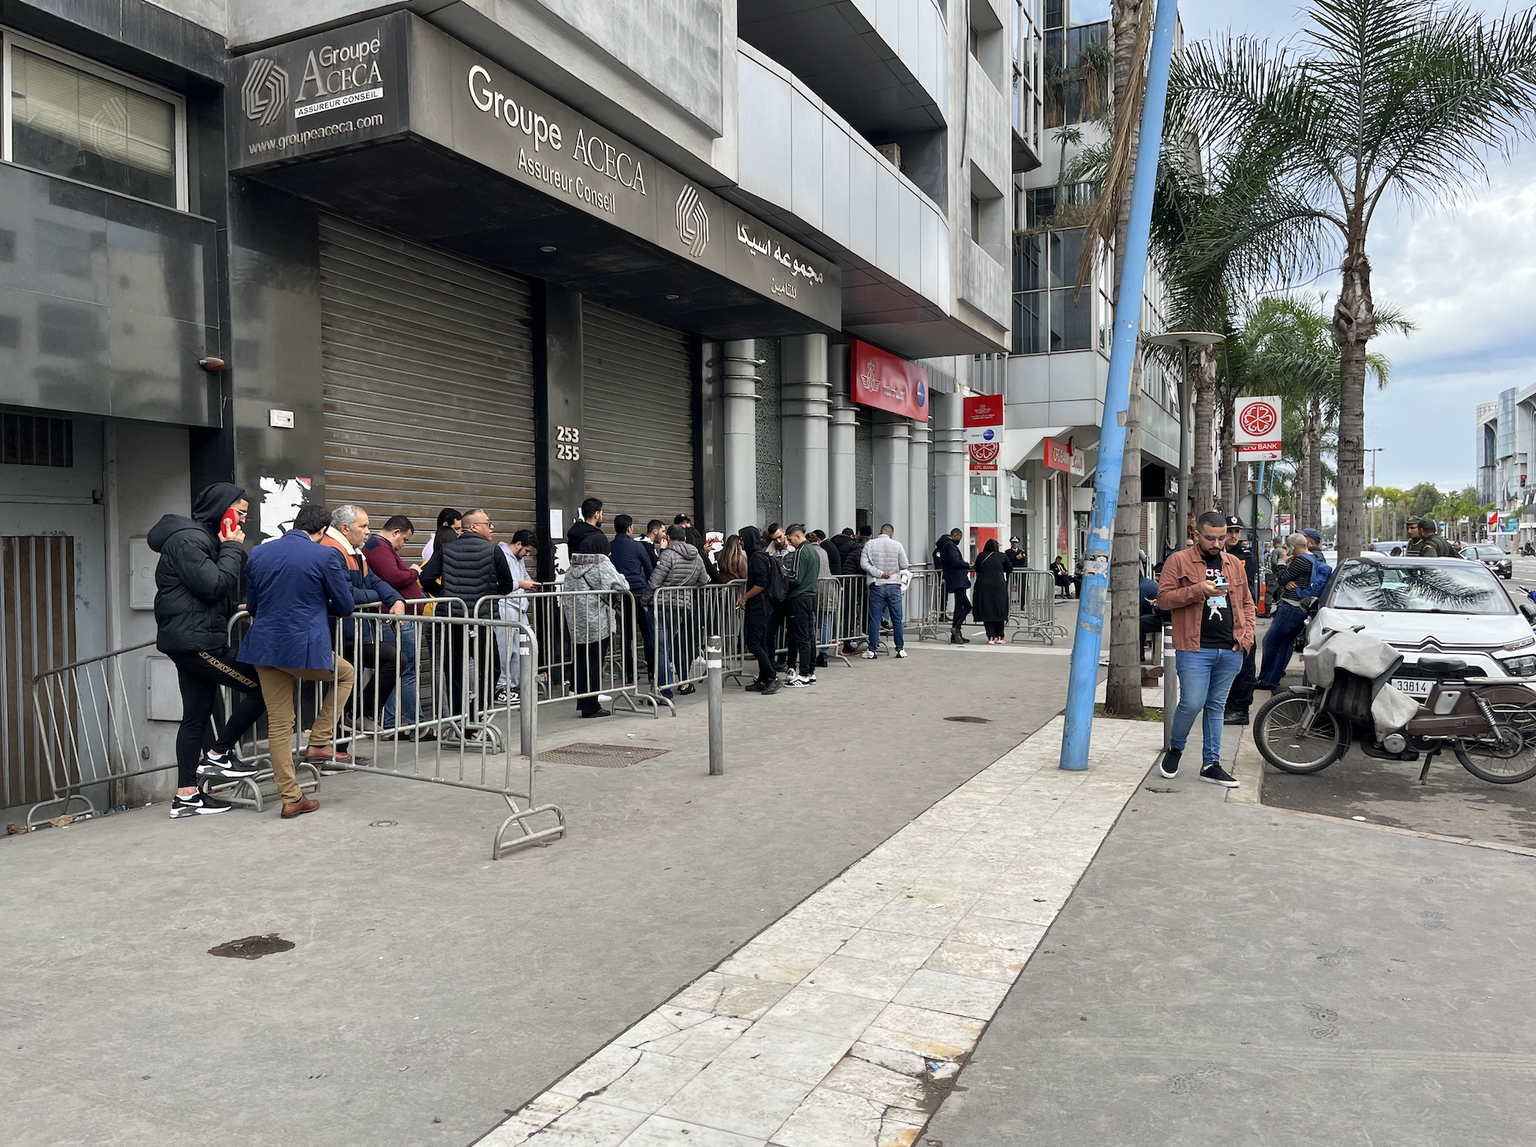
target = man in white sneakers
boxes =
[860,523,909,659]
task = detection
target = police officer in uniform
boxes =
[1223,514,1260,725]
[1406,516,1456,558]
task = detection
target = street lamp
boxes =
[1146,331,1225,544]
[1365,447,1384,542]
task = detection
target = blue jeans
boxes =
[1172,648,1245,763]
[1257,602,1308,688]
[381,623,419,731]
[868,582,905,652]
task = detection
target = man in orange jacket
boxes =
[1156,510,1257,787]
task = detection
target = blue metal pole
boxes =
[1060,0,1181,771]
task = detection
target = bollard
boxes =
[1162,622,1177,752]
[519,630,533,758]
[706,634,724,776]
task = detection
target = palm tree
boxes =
[1174,0,1536,558]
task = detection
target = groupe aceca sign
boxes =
[228,12,839,328]
[851,339,929,423]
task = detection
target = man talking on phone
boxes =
[148,482,265,818]
[1155,510,1256,787]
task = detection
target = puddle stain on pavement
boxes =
[209,934,295,960]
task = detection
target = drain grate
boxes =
[944,716,991,724]
[540,742,669,768]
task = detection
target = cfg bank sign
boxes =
[230,13,838,328]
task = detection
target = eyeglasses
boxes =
[1199,532,1225,543]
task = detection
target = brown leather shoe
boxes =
[280,797,319,819]
[304,744,350,763]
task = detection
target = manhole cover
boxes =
[944,716,991,724]
[540,742,669,767]
[209,933,295,960]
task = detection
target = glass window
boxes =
[6,38,183,209]
[970,475,998,524]
[1014,232,1044,292]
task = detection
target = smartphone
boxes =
[220,507,241,536]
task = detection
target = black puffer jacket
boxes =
[148,482,246,654]
[421,531,513,617]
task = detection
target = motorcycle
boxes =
[1253,616,1536,785]
[1522,542,1535,557]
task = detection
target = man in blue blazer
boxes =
[243,503,356,819]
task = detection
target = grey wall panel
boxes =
[849,147,879,262]
[791,91,825,231]
[876,169,901,272]
[738,56,794,210]
[822,126,852,250]
[319,216,537,550]
[582,300,694,530]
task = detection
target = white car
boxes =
[1307,553,1536,700]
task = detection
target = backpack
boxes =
[1304,552,1332,599]
[759,550,789,609]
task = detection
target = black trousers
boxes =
[575,639,609,714]
[1227,642,1257,713]
[984,620,1006,640]
[168,647,266,788]
[950,587,971,629]
[445,623,501,726]
[744,609,776,683]
[789,596,817,676]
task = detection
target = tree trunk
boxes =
[1218,398,1236,513]
[1305,393,1324,532]
[1296,416,1314,533]
[1104,0,1149,719]
[1333,249,1375,557]
[1190,342,1218,516]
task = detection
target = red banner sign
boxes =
[1043,436,1084,476]
[852,339,929,422]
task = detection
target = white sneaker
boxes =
[895,650,908,659]
[785,675,812,688]
[861,650,878,660]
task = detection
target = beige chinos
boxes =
[256,658,354,803]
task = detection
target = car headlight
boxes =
[1502,635,1535,650]
[1502,655,1536,677]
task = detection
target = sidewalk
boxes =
[0,634,1074,1147]
[923,724,1536,1147]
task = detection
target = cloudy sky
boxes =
[1171,0,1534,493]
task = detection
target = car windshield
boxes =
[1328,560,1514,615]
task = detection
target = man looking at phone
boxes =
[148,482,265,818]
[1156,510,1256,787]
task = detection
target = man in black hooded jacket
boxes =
[147,482,265,819]
[735,526,782,695]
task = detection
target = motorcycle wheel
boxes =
[1254,688,1348,774]
[1455,701,1536,784]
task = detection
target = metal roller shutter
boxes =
[581,300,694,528]
[320,217,537,549]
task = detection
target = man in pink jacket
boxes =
[1156,510,1257,787]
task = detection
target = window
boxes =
[1,413,73,466]
[970,475,998,524]
[2,31,187,210]
[970,196,982,243]
[1011,226,1098,355]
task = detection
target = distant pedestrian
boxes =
[240,504,357,819]
[1005,537,1027,566]
[736,526,783,694]
[495,529,540,702]
[641,519,667,566]
[783,524,821,686]
[562,530,631,718]
[1156,511,1256,788]
[568,498,605,554]
[148,482,264,819]
[611,514,655,686]
[971,538,1014,644]
[1256,534,1317,692]
[702,531,727,584]
[1051,554,1074,598]
[322,505,405,742]
[810,530,839,667]
[420,507,461,563]
[860,523,909,658]
[936,527,972,644]
[720,533,748,582]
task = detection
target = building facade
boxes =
[0,0,1029,811]
[1477,388,1533,542]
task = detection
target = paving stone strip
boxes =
[481,716,1162,1147]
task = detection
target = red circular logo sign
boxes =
[969,442,1000,464]
[1240,401,1277,437]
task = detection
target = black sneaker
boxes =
[197,750,258,781]
[1223,709,1250,726]
[170,791,233,819]
[744,680,766,692]
[760,680,783,696]
[1159,748,1181,778]
[1200,761,1240,788]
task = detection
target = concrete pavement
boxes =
[0,633,1072,1147]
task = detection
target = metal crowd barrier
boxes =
[27,642,163,828]
[647,582,741,694]
[905,569,948,642]
[1006,569,1069,645]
